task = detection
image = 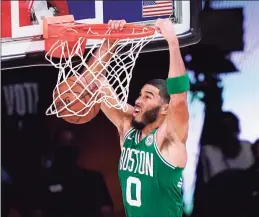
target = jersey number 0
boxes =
[126,176,142,207]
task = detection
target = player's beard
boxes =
[131,106,161,130]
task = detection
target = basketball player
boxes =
[88,19,189,217]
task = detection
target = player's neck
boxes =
[141,120,161,140]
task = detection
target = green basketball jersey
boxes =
[118,128,184,217]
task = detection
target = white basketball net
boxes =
[45,27,154,118]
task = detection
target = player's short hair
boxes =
[146,79,170,103]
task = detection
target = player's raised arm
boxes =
[155,19,189,144]
[83,20,134,134]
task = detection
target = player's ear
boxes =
[160,104,168,115]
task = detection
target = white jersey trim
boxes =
[153,131,177,169]
[122,128,135,144]
[135,130,141,144]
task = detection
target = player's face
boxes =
[132,84,163,129]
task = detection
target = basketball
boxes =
[54,76,101,124]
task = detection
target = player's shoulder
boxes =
[120,127,137,145]
[121,118,134,137]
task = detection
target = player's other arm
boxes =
[83,20,134,133]
[156,19,189,144]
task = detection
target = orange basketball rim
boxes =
[43,15,155,58]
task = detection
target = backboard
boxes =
[1,0,201,62]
